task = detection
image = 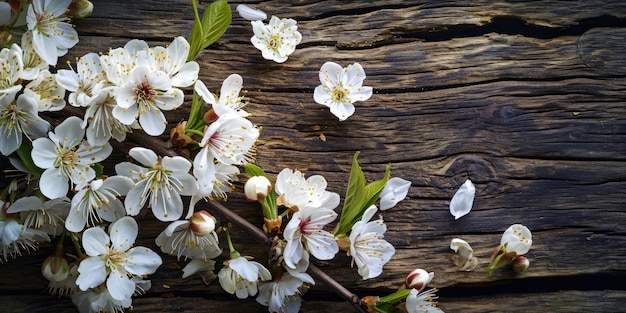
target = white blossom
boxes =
[283,193,339,269]
[218,256,272,299]
[314,61,373,121]
[251,16,302,63]
[0,200,50,262]
[116,147,198,221]
[449,179,475,220]
[135,36,199,88]
[500,224,532,255]
[26,0,79,66]
[6,196,69,236]
[155,220,222,261]
[275,168,337,211]
[0,93,50,156]
[195,74,249,117]
[56,52,108,108]
[31,116,112,199]
[0,44,24,96]
[406,288,443,313]
[256,271,313,313]
[349,205,395,279]
[23,69,66,111]
[76,216,162,301]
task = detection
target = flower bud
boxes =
[67,0,93,19]
[245,176,272,201]
[405,268,433,292]
[189,210,217,236]
[512,256,530,274]
[41,255,70,282]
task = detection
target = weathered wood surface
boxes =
[2,0,626,312]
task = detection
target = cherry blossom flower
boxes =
[236,4,267,21]
[26,0,79,66]
[283,193,340,269]
[251,16,302,63]
[113,66,184,136]
[218,256,272,299]
[195,74,249,117]
[6,196,69,236]
[406,288,443,313]
[500,224,532,255]
[0,44,24,96]
[76,216,161,301]
[23,69,66,111]
[72,277,150,313]
[449,179,475,220]
[314,61,373,121]
[275,168,337,211]
[256,271,314,313]
[82,92,136,146]
[100,39,149,87]
[135,36,199,88]
[56,52,108,108]
[31,116,112,199]
[19,31,48,81]
[349,205,395,279]
[65,176,133,232]
[379,177,411,210]
[115,147,198,221]
[0,200,50,262]
[0,93,50,156]
[155,220,222,261]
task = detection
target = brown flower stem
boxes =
[206,200,365,313]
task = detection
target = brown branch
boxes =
[206,200,366,313]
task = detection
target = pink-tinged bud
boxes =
[512,256,530,274]
[41,255,70,282]
[245,176,272,201]
[405,268,434,292]
[189,210,217,236]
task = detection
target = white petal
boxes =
[82,226,110,256]
[39,167,69,199]
[109,216,137,252]
[236,4,267,21]
[106,268,135,301]
[138,106,167,136]
[450,179,475,220]
[450,238,473,253]
[76,257,107,290]
[129,147,157,167]
[379,177,411,210]
[125,246,162,275]
[329,102,355,121]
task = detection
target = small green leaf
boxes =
[200,0,232,49]
[188,0,205,61]
[245,163,267,177]
[91,163,104,178]
[362,163,391,209]
[334,152,366,236]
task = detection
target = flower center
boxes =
[267,34,281,50]
[0,103,19,131]
[134,82,157,102]
[330,85,349,103]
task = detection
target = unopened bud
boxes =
[512,256,530,274]
[245,176,272,201]
[41,255,70,282]
[67,0,93,19]
[189,210,217,236]
[405,268,433,292]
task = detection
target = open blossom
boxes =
[195,74,249,117]
[256,271,314,313]
[275,168,337,211]
[406,288,443,313]
[6,196,69,236]
[116,147,198,221]
[449,179,475,220]
[155,220,222,261]
[20,31,49,81]
[135,36,199,88]
[283,193,340,269]
[23,69,66,111]
[72,278,151,313]
[100,39,149,87]
[251,16,302,63]
[82,92,136,146]
[56,52,108,108]
[76,217,161,301]
[218,256,272,299]
[314,61,373,121]
[0,44,24,96]
[379,177,411,210]
[26,0,79,66]
[31,116,112,199]
[0,200,50,262]
[0,93,50,156]
[113,66,184,136]
[349,205,395,279]
[65,176,133,232]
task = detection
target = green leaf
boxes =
[244,163,267,177]
[186,89,206,131]
[200,0,231,49]
[362,163,391,209]
[334,152,366,235]
[91,163,104,178]
[187,0,232,61]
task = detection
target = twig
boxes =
[206,200,366,313]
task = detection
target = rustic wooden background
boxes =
[2,0,626,312]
